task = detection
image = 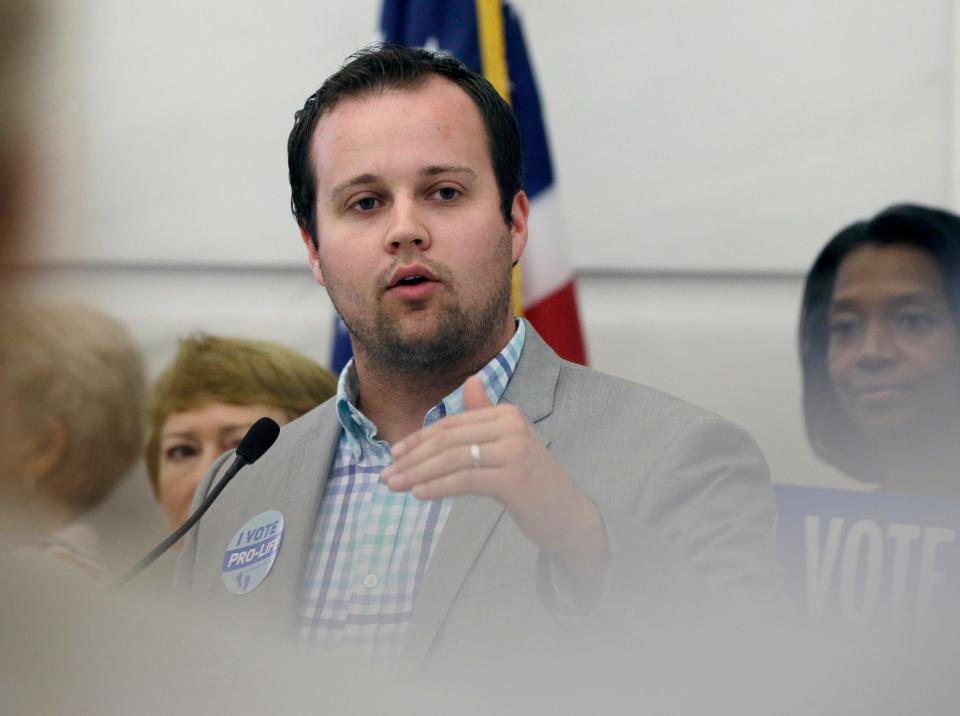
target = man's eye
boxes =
[163,444,196,462]
[351,196,381,212]
[432,186,460,201]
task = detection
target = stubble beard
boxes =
[325,245,514,381]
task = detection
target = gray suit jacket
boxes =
[175,328,781,665]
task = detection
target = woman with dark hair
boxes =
[799,204,960,494]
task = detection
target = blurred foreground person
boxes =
[0,302,145,579]
[145,334,336,534]
[800,204,960,493]
[0,0,39,267]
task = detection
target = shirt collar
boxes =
[335,319,527,459]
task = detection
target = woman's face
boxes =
[157,403,291,533]
[827,244,960,444]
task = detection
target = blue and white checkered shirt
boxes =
[298,320,526,655]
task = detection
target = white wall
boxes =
[21,0,954,562]
[33,0,954,270]
[527,0,952,272]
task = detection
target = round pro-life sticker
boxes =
[221,510,284,595]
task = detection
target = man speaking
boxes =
[176,44,781,663]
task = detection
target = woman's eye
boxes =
[828,318,858,341]
[896,311,934,333]
[163,444,196,462]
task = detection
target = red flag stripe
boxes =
[523,279,588,365]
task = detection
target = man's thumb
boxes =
[463,375,492,411]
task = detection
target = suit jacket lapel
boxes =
[404,326,562,664]
[402,494,505,664]
[234,401,342,627]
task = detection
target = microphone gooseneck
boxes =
[114,417,281,588]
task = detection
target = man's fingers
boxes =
[463,375,492,411]
[386,422,505,476]
[391,407,500,457]
[386,440,504,490]
[408,469,500,501]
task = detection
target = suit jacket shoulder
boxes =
[512,331,782,620]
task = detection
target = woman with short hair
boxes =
[799,204,960,493]
[145,334,336,534]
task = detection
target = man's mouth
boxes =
[386,264,441,300]
[387,265,440,290]
[394,275,429,287]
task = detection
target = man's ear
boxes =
[299,227,326,286]
[509,191,529,265]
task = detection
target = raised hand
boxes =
[382,375,609,590]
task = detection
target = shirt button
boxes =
[363,574,379,589]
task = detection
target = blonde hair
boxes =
[144,335,336,494]
[0,302,146,509]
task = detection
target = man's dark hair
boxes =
[288,43,523,246]
[798,203,960,481]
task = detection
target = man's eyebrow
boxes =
[329,173,379,200]
[420,165,477,178]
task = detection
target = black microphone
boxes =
[115,417,281,588]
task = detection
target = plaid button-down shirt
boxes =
[298,320,526,655]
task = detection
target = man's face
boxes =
[827,244,960,443]
[301,76,528,375]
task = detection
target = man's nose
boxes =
[856,320,898,371]
[384,197,431,253]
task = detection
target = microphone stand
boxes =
[114,454,249,588]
